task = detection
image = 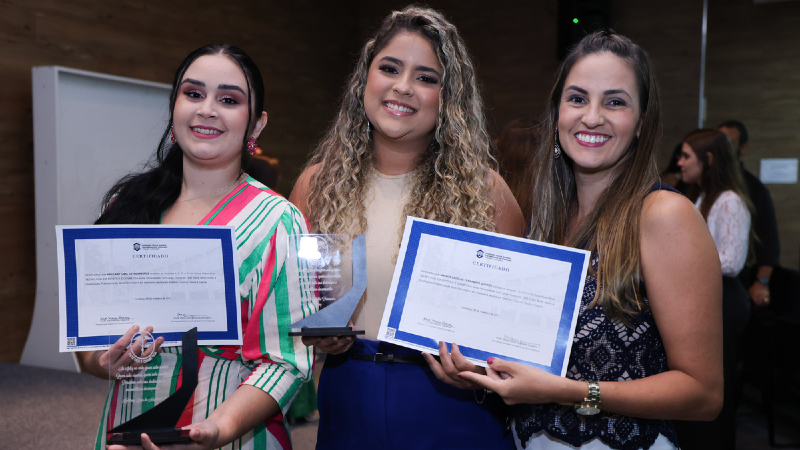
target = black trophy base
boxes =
[107,428,192,446]
[288,327,366,337]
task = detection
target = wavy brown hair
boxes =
[527,30,662,324]
[304,5,495,237]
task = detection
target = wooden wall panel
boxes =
[614,0,704,167]
[705,0,800,270]
[6,0,796,364]
[0,0,358,363]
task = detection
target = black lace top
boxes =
[511,252,680,450]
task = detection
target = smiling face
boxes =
[557,52,641,180]
[677,142,704,185]
[363,31,443,149]
[172,54,262,168]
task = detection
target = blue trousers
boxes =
[316,339,515,450]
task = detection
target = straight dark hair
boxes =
[95,44,265,225]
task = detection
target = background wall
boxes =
[705,0,800,270]
[2,0,798,364]
[0,0,359,363]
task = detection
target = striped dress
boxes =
[94,177,316,450]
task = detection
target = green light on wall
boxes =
[573,18,579,24]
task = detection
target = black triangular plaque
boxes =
[106,327,198,445]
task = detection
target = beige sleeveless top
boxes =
[350,170,411,340]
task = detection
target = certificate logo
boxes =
[127,331,157,364]
[476,249,512,263]
[131,242,169,258]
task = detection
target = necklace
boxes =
[177,173,244,203]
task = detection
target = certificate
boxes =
[378,217,590,376]
[57,225,242,352]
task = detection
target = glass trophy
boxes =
[287,234,367,336]
[104,327,198,446]
[56,225,242,446]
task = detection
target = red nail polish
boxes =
[487,357,495,365]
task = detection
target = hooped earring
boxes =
[169,126,176,144]
[554,130,562,159]
[247,137,258,155]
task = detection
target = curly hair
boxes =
[304,5,496,238]
[527,30,663,325]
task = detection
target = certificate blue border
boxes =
[63,227,239,347]
[386,220,587,375]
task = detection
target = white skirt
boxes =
[513,429,678,450]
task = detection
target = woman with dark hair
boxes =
[675,128,752,450]
[659,142,696,199]
[431,31,723,450]
[679,129,751,277]
[79,44,314,450]
[289,5,523,449]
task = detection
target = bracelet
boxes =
[473,388,488,405]
[574,380,601,416]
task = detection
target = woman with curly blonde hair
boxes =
[289,5,523,449]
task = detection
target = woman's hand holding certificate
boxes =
[454,356,585,406]
[422,342,485,390]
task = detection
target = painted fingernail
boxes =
[487,357,495,365]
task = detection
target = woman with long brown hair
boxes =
[431,31,723,450]
[675,128,752,449]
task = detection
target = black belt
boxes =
[348,352,428,365]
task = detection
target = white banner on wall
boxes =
[760,158,799,184]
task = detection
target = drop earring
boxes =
[367,121,371,136]
[247,137,258,155]
[554,130,562,158]
[169,126,176,144]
